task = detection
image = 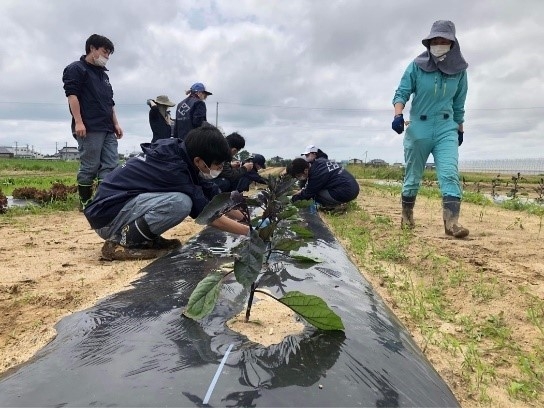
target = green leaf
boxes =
[183,272,223,319]
[273,238,304,252]
[290,224,314,239]
[278,206,298,220]
[195,192,240,225]
[289,250,322,263]
[279,291,344,330]
[234,229,266,287]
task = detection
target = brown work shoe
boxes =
[100,241,169,261]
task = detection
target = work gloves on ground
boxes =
[458,131,464,146]
[392,114,404,134]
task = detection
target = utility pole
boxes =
[215,102,219,127]
[14,141,18,157]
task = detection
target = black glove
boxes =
[392,114,404,134]
[458,131,464,146]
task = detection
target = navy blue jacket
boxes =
[174,95,207,140]
[292,158,359,203]
[62,56,115,134]
[149,106,173,142]
[84,138,220,229]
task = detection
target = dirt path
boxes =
[1,184,543,407]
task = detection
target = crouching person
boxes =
[288,157,359,211]
[84,123,250,261]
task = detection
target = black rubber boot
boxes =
[78,184,93,211]
[442,196,469,238]
[401,195,416,229]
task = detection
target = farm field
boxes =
[0,161,543,407]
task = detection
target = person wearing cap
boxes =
[301,144,329,163]
[236,154,267,192]
[147,95,175,142]
[392,20,469,238]
[288,157,359,210]
[174,82,212,141]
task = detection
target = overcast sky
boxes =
[1,0,543,164]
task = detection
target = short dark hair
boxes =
[225,132,245,150]
[185,123,231,167]
[287,158,309,177]
[85,34,115,55]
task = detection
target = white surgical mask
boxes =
[199,162,222,179]
[94,55,108,67]
[430,44,451,58]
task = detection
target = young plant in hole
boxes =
[182,174,344,331]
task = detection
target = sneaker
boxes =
[100,241,169,261]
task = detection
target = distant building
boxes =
[0,147,14,158]
[425,162,436,170]
[57,146,80,160]
[368,159,388,167]
[392,162,405,168]
[2,145,44,159]
[348,158,364,165]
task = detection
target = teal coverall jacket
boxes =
[393,61,468,198]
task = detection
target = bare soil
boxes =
[0,180,543,407]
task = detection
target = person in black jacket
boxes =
[236,154,268,192]
[288,157,359,208]
[62,34,123,210]
[147,95,175,142]
[174,82,211,140]
[84,123,251,261]
[212,132,252,192]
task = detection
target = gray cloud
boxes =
[0,0,543,165]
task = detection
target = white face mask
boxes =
[430,44,451,57]
[199,162,222,179]
[94,55,108,67]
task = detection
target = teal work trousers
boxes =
[402,114,462,198]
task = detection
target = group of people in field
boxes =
[63,19,469,260]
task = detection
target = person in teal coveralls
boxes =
[392,20,469,238]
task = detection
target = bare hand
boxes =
[243,162,254,171]
[114,125,123,139]
[231,160,241,168]
[74,122,86,138]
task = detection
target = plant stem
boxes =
[245,283,256,322]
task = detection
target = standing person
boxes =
[84,123,250,261]
[174,82,212,141]
[288,157,359,210]
[391,20,469,238]
[301,144,329,162]
[62,34,123,210]
[147,95,175,142]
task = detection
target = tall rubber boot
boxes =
[401,195,416,229]
[442,196,470,238]
[78,184,93,211]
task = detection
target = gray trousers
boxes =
[96,192,192,243]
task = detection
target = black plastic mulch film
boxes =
[0,212,459,407]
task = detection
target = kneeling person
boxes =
[288,157,359,209]
[84,123,250,261]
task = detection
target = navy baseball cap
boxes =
[251,154,266,169]
[190,82,212,95]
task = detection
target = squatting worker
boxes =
[288,157,359,209]
[392,20,469,238]
[174,82,212,141]
[62,34,123,210]
[84,123,250,261]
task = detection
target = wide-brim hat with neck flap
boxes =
[421,20,457,48]
[152,95,176,107]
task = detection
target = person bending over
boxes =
[213,132,252,192]
[236,154,268,192]
[288,157,359,209]
[84,123,250,261]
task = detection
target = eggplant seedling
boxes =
[182,174,344,331]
